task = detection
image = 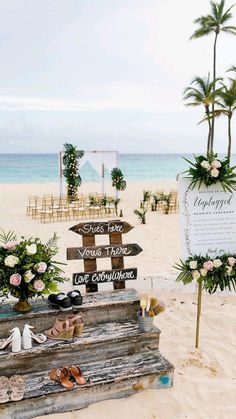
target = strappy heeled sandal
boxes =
[0,331,15,350]
[0,376,10,403]
[49,367,74,389]
[9,375,25,401]
[68,365,86,385]
[66,314,84,337]
[30,331,47,344]
[45,319,74,341]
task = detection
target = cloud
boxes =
[0,81,184,113]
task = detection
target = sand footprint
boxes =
[180,349,218,376]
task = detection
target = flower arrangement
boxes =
[0,230,66,312]
[63,143,84,200]
[184,153,236,191]
[175,254,236,294]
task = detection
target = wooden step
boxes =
[0,320,160,376]
[0,289,139,338]
[0,351,174,419]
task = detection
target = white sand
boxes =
[0,180,235,419]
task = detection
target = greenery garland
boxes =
[183,153,236,192]
[63,143,84,200]
[175,254,236,294]
[111,167,127,191]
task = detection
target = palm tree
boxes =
[111,167,127,215]
[183,75,221,152]
[214,79,236,160]
[190,0,236,150]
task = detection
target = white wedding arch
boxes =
[59,150,119,196]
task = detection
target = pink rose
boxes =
[10,273,21,286]
[203,260,214,271]
[34,279,45,292]
[4,241,18,251]
[36,262,47,274]
[228,257,236,267]
[211,160,221,169]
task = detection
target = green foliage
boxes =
[175,254,236,294]
[190,0,236,40]
[0,229,17,245]
[63,143,84,199]
[134,208,147,224]
[183,153,236,191]
[143,190,151,202]
[111,168,127,191]
[0,231,67,300]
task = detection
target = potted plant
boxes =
[138,294,165,332]
[0,230,66,313]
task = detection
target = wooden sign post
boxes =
[67,220,142,293]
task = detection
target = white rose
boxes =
[189,260,198,270]
[213,259,222,268]
[226,266,233,276]
[200,268,208,277]
[26,243,37,255]
[200,160,211,170]
[210,168,219,178]
[4,255,19,268]
[24,270,35,283]
[192,270,201,280]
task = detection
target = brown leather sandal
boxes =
[45,319,74,341]
[68,365,86,385]
[49,367,74,389]
[66,314,84,337]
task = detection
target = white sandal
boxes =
[23,324,46,350]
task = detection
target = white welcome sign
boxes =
[178,177,236,259]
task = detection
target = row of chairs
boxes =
[27,194,116,223]
[140,190,178,214]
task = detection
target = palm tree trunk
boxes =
[206,106,211,154]
[227,113,232,162]
[211,32,218,152]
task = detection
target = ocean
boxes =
[0,153,234,183]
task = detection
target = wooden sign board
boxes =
[179,177,236,258]
[70,221,133,235]
[73,268,137,285]
[67,220,142,293]
[67,243,142,260]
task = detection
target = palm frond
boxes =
[0,229,17,245]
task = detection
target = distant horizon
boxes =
[1,151,235,156]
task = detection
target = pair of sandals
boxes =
[0,375,25,403]
[50,365,86,390]
[45,314,84,341]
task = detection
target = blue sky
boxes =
[0,0,235,153]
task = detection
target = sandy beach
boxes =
[0,180,236,419]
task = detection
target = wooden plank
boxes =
[0,352,174,419]
[69,221,134,236]
[0,321,160,376]
[67,243,143,260]
[73,268,137,285]
[82,235,98,293]
[0,289,140,338]
[110,231,125,290]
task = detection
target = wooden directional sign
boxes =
[73,268,137,285]
[67,219,142,293]
[70,221,133,236]
[67,243,143,260]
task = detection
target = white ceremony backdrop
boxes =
[59,150,119,196]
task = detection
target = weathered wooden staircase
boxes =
[0,289,174,419]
